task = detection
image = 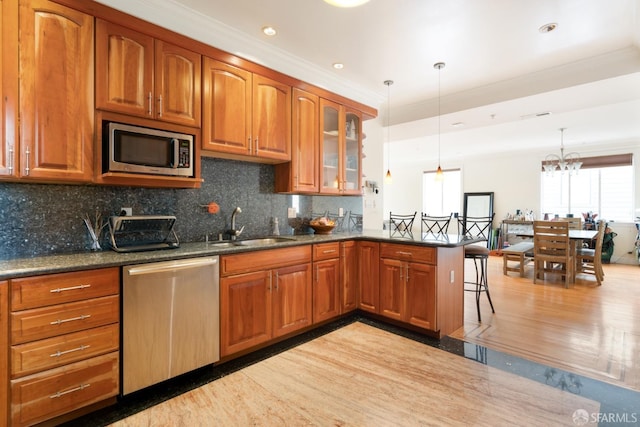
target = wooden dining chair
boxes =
[533,220,573,287]
[561,217,582,230]
[420,213,452,235]
[576,220,606,285]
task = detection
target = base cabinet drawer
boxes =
[11,295,120,344]
[11,352,119,427]
[11,268,120,310]
[11,324,120,377]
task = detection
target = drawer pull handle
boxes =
[322,249,337,254]
[50,344,90,358]
[50,314,91,325]
[396,251,413,256]
[49,284,91,293]
[50,383,90,399]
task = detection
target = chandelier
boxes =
[543,128,582,174]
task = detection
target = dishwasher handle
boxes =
[126,257,218,276]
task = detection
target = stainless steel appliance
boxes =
[103,121,194,177]
[122,256,220,395]
[108,215,179,252]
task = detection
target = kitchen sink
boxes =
[234,237,296,246]
[206,241,235,248]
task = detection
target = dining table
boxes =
[516,228,598,283]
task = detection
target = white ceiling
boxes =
[99,0,640,160]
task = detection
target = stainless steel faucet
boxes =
[228,206,244,241]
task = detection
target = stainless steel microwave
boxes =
[103,122,194,177]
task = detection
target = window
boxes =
[540,154,634,222]
[422,169,461,216]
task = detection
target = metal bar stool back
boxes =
[458,214,496,321]
[389,211,417,238]
[421,213,452,235]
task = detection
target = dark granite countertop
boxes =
[0,230,479,279]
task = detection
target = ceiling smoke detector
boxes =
[539,22,558,33]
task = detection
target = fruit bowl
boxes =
[309,218,336,235]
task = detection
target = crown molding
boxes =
[96,0,383,108]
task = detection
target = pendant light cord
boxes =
[384,80,393,181]
[434,62,445,178]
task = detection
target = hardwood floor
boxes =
[451,256,640,392]
[110,322,601,426]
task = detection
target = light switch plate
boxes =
[287,207,297,218]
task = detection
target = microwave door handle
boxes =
[171,138,179,169]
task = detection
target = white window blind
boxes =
[540,154,634,222]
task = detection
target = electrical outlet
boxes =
[339,208,344,217]
[121,207,132,216]
[287,207,297,218]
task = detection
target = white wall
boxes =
[363,131,640,265]
[361,118,384,230]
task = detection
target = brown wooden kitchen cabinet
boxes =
[0,0,18,179]
[379,242,465,337]
[220,246,311,357]
[320,99,362,195]
[96,19,201,127]
[274,88,320,193]
[312,242,341,323]
[202,58,291,162]
[340,240,358,313]
[380,244,437,330]
[11,0,94,183]
[357,240,380,313]
[1,280,8,426]
[8,267,120,427]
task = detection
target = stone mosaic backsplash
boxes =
[0,157,362,259]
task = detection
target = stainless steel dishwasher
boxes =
[122,256,219,395]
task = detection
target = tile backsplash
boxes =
[0,157,362,259]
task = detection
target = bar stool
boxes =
[458,214,495,321]
[389,211,416,238]
[421,213,452,235]
[348,211,363,232]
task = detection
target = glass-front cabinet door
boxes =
[320,99,342,194]
[343,109,362,195]
[320,99,362,195]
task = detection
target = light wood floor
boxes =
[111,322,600,426]
[451,256,640,392]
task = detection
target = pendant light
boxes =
[434,62,445,181]
[384,80,393,184]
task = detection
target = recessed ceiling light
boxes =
[332,62,344,69]
[539,22,558,33]
[451,122,465,128]
[262,26,277,36]
[323,0,370,7]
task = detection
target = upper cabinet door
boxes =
[0,0,18,178]
[343,109,362,195]
[252,74,291,161]
[19,0,94,182]
[319,98,342,194]
[154,40,201,127]
[202,58,251,155]
[291,88,319,192]
[95,19,154,119]
[96,20,201,127]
